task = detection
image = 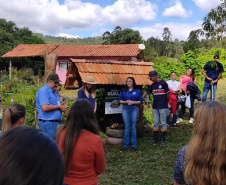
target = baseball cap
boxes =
[48,73,60,83]
[213,55,219,59]
[147,70,158,78]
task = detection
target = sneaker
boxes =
[160,141,165,146]
[176,118,182,124]
[189,117,194,124]
[132,147,137,151]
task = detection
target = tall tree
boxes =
[201,0,226,40]
[162,27,172,57]
[171,39,184,59]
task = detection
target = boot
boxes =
[150,130,159,145]
[160,131,167,146]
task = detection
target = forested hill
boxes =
[34,33,104,45]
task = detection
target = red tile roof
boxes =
[2,44,59,58]
[49,44,140,57]
[2,44,141,58]
[67,59,154,86]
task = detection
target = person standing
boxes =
[119,77,143,151]
[177,67,197,124]
[201,55,224,101]
[36,73,68,139]
[166,72,181,127]
[143,71,170,146]
[56,100,105,185]
[77,76,97,113]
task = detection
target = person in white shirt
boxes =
[166,72,181,126]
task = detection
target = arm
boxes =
[194,76,197,84]
[95,138,106,175]
[179,76,185,93]
[201,68,212,81]
[167,92,170,102]
[128,90,143,105]
[142,92,148,99]
[211,73,222,85]
[41,104,67,112]
[94,100,97,113]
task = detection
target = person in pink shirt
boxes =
[177,67,197,124]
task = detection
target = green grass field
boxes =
[98,79,226,185]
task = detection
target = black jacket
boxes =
[187,83,201,101]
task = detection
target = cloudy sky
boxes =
[0,0,222,41]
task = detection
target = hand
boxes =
[127,100,134,105]
[210,80,217,85]
[207,77,212,81]
[59,104,68,112]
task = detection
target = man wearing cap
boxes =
[142,71,170,146]
[201,55,224,101]
[36,73,68,139]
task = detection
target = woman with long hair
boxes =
[0,126,63,185]
[56,99,105,185]
[177,67,197,124]
[119,77,143,151]
[1,103,26,135]
[174,101,226,185]
[77,76,98,113]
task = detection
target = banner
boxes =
[105,89,122,114]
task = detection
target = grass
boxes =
[98,78,226,185]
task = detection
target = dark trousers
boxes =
[178,95,194,118]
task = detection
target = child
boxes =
[166,72,181,126]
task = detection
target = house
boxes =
[65,58,154,136]
[2,44,144,83]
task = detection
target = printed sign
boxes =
[105,89,122,114]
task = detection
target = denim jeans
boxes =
[38,121,60,139]
[152,108,168,130]
[202,81,217,101]
[122,105,139,148]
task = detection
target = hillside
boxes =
[34,33,104,45]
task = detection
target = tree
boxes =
[171,39,184,59]
[162,27,172,57]
[102,26,142,44]
[201,0,226,40]
[147,36,164,56]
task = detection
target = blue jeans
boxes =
[38,121,60,139]
[202,81,217,101]
[122,105,139,148]
[153,108,168,130]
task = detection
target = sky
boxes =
[0,0,223,41]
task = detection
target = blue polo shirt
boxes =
[146,80,170,109]
[77,88,95,109]
[203,61,224,82]
[36,84,62,120]
[118,88,143,107]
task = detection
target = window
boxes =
[59,61,71,71]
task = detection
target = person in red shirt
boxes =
[56,99,106,185]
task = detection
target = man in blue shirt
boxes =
[201,55,224,101]
[142,71,170,145]
[36,73,68,139]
